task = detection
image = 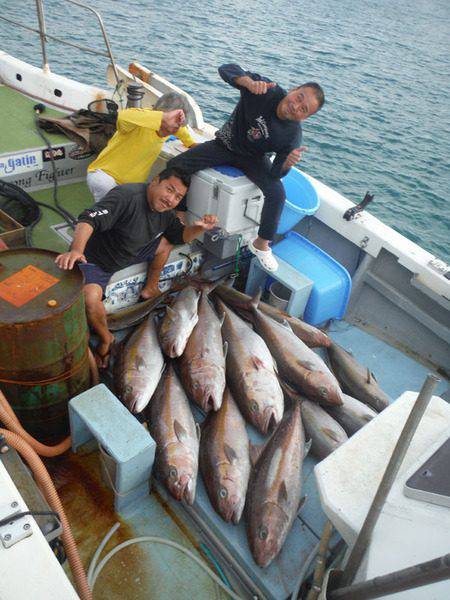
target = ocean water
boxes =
[1,0,449,261]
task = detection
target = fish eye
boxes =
[169,466,178,479]
[319,387,328,398]
[251,401,259,412]
[125,384,133,394]
[259,527,268,540]
[219,487,228,499]
[193,382,199,389]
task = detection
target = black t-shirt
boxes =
[215,64,302,178]
[78,183,185,272]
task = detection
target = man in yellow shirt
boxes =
[86,92,196,201]
[86,93,196,300]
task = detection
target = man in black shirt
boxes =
[168,63,325,271]
[55,167,217,367]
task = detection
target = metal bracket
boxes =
[343,192,375,221]
[0,501,33,548]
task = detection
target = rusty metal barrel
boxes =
[0,248,90,442]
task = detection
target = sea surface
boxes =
[1,0,449,261]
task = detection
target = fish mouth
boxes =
[170,474,191,502]
[221,495,243,524]
[261,407,279,435]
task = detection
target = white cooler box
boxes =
[186,167,264,239]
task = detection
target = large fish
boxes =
[213,297,284,435]
[327,342,390,412]
[159,286,200,358]
[247,294,343,406]
[199,389,250,524]
[325,393,377,436]
[281,381,348,460]
[246,401,305,568]
[179,288,226,412]
[114,315,165,413]
[214,284,331,348]
[107,290,172,331]
[146,364,199,504]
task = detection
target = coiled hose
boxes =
[0,349,99,596]
[0,428,92,600]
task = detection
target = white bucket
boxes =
[268,281,290,311]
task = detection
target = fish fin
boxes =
[248,289,262,312]
[224,443,238,464]
[280,318,293,331]
[297,495,307,513]
[174,419,189,443]
[195,422,201,441]
[324,428,342,443]
[299,359,316,371]
[249,442,264,467]
[278,481,289,505]
[304,438,313,457]
[223,341,228,359]
[251,356,265,370]
[166,305,177,320]
[135,355,147,371]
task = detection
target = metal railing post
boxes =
[35,0,49,71]
[63,0,121,86]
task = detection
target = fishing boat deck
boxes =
[50,317,448,600]
[0,85,68,153]
[30,182,90,252]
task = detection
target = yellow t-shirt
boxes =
[87,108,195,184]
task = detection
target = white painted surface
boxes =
[315,392,450,599]
[0,461,79,600]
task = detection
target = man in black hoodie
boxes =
[168,63,324,271]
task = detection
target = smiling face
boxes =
[147,175,187,212]
[277,85,321,122]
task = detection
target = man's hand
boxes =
[238,77,277,95]
[55,250,87,270]
[283,146,308,170]
[160,109,186,134]
[193,214,219,230]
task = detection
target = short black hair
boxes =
[300,82,325,110]
[157,166,191,189]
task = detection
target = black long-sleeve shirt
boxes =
[77,183,185,272]
[215,63,302,178]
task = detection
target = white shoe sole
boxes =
[248,240,279,272]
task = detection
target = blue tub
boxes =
[273,232,352,325]
[277,169,320,234]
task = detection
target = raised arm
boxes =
[218,64,276,95]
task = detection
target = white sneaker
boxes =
[248,240,279,272]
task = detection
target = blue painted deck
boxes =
[90,318,449,600]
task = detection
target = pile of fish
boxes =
[113,281,390,568]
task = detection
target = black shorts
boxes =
[79,238,160,293]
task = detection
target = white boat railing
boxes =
[0,0,121,85]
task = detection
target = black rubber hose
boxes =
[33,103,77,228]
[0,179,76,247]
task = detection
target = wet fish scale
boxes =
[114,315,165,413]
[146,364,199,505]
[214,297,284,435]
[214,284,331,347]
[250,304,343,406]
[327,342,390,412]
[246,402,304,568]
[159,286,200,358]
[199,389,250,524]
[179,290,226,412]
